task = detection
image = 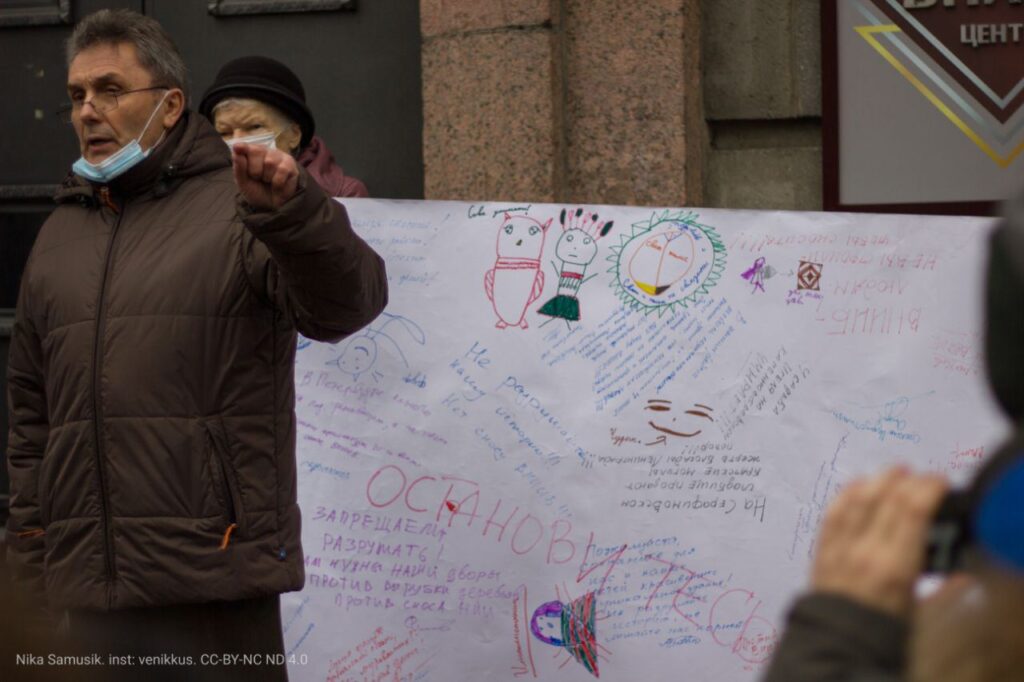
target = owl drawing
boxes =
[484,213,552,329]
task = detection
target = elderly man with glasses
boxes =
[5,9,387,680]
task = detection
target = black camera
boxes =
[923,490,974,574]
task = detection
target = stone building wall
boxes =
[703,0,822,210]
[420,0,821,211]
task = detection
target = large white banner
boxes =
[282,199,1004,681]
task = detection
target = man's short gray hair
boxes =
[66,9,189,99]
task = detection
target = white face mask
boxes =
[224,131,277,150]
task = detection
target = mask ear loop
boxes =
[138,89,172,154]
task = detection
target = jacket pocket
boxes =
[37,449,55,529]
[203,418,248,540]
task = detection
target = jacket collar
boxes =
[55,111,232,205]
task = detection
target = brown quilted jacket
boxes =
[5,112,387,611]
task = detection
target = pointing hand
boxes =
[231,143,300,210]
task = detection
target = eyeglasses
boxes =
[56,86,169,123]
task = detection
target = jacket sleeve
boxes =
[761,593,907,682]
[238,168,388,342]
[5,271,50,605]
[341,176,369,199]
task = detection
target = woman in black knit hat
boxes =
[200,55,368,198]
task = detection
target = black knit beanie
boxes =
[199,56,315,147]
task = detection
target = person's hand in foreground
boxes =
[812,467,949,617]
[232,142,299,210]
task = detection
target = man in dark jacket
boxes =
[4,9,387,679]
[762,194,1024,682]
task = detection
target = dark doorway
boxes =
[0,0,423,517]
[151,0,423,200]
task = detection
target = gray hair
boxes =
[212,97,294,131]
[66,9,189,99]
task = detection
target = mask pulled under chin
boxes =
[71,91,170,184]
[72,138,152,184]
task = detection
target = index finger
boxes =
[231,145,250,187]
[239,143,267,180]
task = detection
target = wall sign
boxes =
[823,0,1024,215]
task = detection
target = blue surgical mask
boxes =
[224,131,278,150]
[72,91,170,184]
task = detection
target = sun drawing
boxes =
[608,210,726,316]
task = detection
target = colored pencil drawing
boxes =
[537,207,615,328]
[605,399,717,446]
[796,260,823,291]
[325,312,426,382]
[610,210,726,316]
[484,213,552,329]
[741,257,776,293]
[530,590,609,678]
[645,400,715,444]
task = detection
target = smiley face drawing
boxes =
[645,400,714,438]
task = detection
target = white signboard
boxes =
[283,199,1004,681]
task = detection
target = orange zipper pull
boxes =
[219,523,238,550]
[98,186,119,214]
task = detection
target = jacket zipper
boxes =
[92,185,122,604]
